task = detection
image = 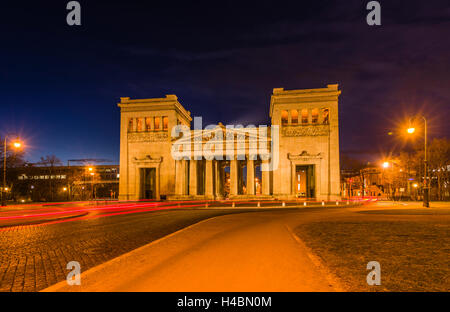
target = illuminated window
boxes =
[154,117,160,130]
[291,109,298,124]
[163,116,169,130]
[322,108,329,124]
[281,110,288,125]
[301,109,308,124]
[136,118,143,132]
[145,117,152,131]
[128,118,134,132]
[312,108,319,124]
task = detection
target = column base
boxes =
[228,195,274,200]
[167,195,215,201]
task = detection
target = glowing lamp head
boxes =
[407,127,415,134]
[413,183,418,188]
[88,167,93,171]
[13,141,21,148]
[63,187,67,191]
[382,162,390,168]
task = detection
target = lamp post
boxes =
[407,116,429,208]
[381,161,391,200]
[1,136,22,206]
[88,168,95,201]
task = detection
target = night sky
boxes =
[1,0,449,164]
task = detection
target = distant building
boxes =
[10,165,119,202]
[341,167,386,199]
[118,84,341,201]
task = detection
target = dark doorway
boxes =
[142,168,156,199]
[223,164,230,197]
[295,165,315,198]
[197,159,205,195]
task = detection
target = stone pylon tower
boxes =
[269,84,341,200]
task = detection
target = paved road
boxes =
[0,199,368,292]
[45,209,343,292]
[0,205,259,292]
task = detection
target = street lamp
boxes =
[1,136,23,206]
[90,171,95,200]
[381,161,393,200]
[406,116,429,208]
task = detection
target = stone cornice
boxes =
[288,151,323,160]
[131,155,162,163]
[118,95,192,122]
[270,84,341,117]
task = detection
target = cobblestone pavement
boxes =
[0,208,255,292]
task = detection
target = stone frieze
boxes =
[128,131,168,142]
[282,125,329,137]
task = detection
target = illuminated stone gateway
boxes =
[118,84,341,201]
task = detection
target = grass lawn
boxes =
[296,212,450,291]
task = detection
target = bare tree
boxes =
[39,155,62,201]
[428,138,450,200]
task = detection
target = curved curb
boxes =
[285,225,346,292]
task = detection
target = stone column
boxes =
[149,117,154,131]
[132,118,137,132]
[230,159,238,196]
[262,159,270,195]
[215,161,221,197]
[205,160,214,198]
[189,159,197,196]
[155,165,160,200]
[182,159,188,195]
[175,160,184,195]
[246,159,255,195]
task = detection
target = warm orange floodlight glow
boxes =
[407,127,416,134]
[413,183,419,188]
[63,187,67,191]
[12,141,21,148]
[88,167,93,171]
[382,162,390,168]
